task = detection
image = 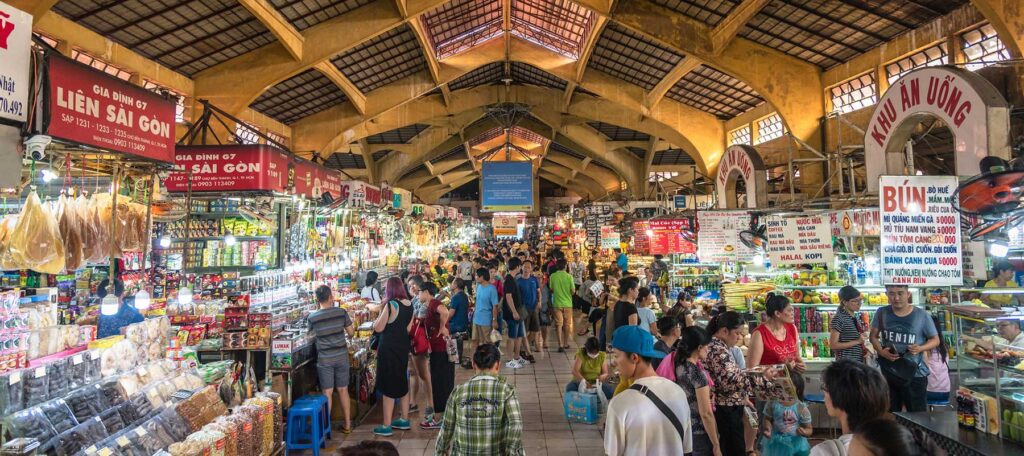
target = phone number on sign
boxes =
[61,113,154,154]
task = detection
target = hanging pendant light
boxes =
[134,289,151,310]
[178,286,193,305]
[100,295,119,316]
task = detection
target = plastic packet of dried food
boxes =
[50,416,109,456]
[0,370,24,414]
[99,405,127,434]
[9,192,64,273]
[154,406,190,443]
[65,385,108,422]
[115,401,143,428]
[97,377,127,406]
[6,405,58,442]
[86,349,103,383]
[116,373,142,398]
[68,352,89,389]
[39,398,79,433]
[128,392,155,418]
[47,357,71,397]
[24,364,49,407]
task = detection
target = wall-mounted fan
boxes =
[953,156,1024,240]
[739,213,768,251]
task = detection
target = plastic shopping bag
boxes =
[564,389,600,425]
[580,379,609,409]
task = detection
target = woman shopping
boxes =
[670,326,721,456]
[829,286,868,362]
[749,294,805,372]
[372,277,414,437]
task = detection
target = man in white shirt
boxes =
[457,254,474,281]
[605,325,691,456]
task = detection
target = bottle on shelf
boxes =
[812,337,820,358]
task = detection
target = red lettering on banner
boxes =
[166,146,289,192]
[881,181,926,213]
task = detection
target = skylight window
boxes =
[71,50,133,81]
[143,80,187,123]
[962,23,1010,71]
[235,122,260,145]
[885,43,948,84]
[729,126,751,146]
[511,0,595,59]
[420,0,503,60]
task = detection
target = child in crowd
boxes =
[926,315,951,404]
[760,371,813,456]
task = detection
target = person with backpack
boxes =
[869,284,940,412]
[604,325,691,455]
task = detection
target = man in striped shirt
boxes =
[308,285,355,433]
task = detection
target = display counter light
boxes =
[224,234,237,246]
[991,240,1010,258]
[159,235,172,248]
[134,290,151,310]
[100,295,119,316]
[178,287,193,305]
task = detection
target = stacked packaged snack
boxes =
[176,385,229,432]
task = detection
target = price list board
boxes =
[878,176,962,286]
[766,215,834,266]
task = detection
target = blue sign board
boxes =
[481,161,533,212]
[673,195,688,209]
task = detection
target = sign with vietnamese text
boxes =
[493,214,521,237]
[600,226,620,249]
[339,180,381,207]
[767,215,834,266]
[46,54,176,162]
[649,219,696,255]
[962,241,987,283]
[830,209,881,237]
[864,67,1009,191]
[697,211,755,263]
[166,145,288,192]
[481,161,533,212]
[716,145,767,208]
[293,158,342,200]
[0,2,31,122]
[879,175,962,285]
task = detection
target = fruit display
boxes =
[772,270,844,287]
[723,282,776,310]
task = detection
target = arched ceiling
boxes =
[31,0,1007,202]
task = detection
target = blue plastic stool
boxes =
[294,395,331,440]
[286,402,327,455]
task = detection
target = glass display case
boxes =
[953,308,1024,441]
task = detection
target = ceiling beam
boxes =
[408,18,447,108]
[646,57,702,112]
[7,0,59,23]
[709,0,770,53]
[561,82,576,112]
[574,16,607,83]
[238,0,305,60]
[314,61,367,115]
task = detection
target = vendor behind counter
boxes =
[96,278,144,338]
[984,261,1022,309]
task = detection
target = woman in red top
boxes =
[750,294,805,372]
[420,282,453,430]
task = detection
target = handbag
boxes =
[876,309,917,388]
[410,319,431,355]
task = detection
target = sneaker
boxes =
[372,425,393,436]
[425,406,434,417]
[517,357,530,365]
[505,359,523,369]
[409,404,419,413]
[420,417,442,430]
[391,418,412,430]
[525,354,537,363]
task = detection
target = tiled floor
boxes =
[307,320,601,455]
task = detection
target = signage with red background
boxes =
[380,184,393,208]
[166,145,289,192]
[339,180,382,207]
[45,54,176,163]
[293,158,342,199]
[649,219,696,255]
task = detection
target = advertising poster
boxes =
[649,219,696,255]
[962,241,987,283]
[766,215,834,266]
[339,180,381,207]
[45,54,176,162]
[0,1,31,123]
[585,204,614,248]
[697,211,755,263]
[481,161,533,212]
[166,146,289,192]
[879,175,962,286]
[600,226,620,249]
[293,158,342,200]
[830,209,881,237]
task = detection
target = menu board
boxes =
[766,215,834,266]
[584,204,614,247]
[697,211,755,263]
[600,226,620,249]
[649,219,696,255]
[879,175,962,286]
[962,241,988,283]
[632,221,651,253]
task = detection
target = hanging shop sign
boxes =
[380,184,393,209]
[674,194,715,210]
[648,219,696,255]
[716,144,768,209]
[697,210,755,263]
[632,220,651,253]
[864,67,1010,191]
[45,53,176,162]
[293,158,342,200]
[766,215,834,266]
[962,241,987,283]
[395,188,412,211]
[339,180,381,208]
[481,161,534,212]
[584,203,615,248]
[493,214,521,237]
[830,209,881,237]
[0,2,31,123]
[166,145,289,192]
[879,175,962,285]
[600,226,621,249]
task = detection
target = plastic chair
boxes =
[804,393,838,438]
[286,401,327,455]
[294,395,331,440]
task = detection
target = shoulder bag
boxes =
[875,309,917,388]
[369,299,396,350]
[629,383,687,450]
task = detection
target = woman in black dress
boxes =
[373,276,414,437]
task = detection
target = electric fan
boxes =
[953,156,1024,240]
[739,213,768,251]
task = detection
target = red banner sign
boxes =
[166,145,289,192]
[632,221,651,253]
[339,180,382,207]
[649,219,696,255]
[45,54,176,162]
[293,158,342,200]
[380,184,393,208]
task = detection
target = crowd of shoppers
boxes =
[304,240,950,456]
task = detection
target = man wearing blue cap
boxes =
[605,325,692,456]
